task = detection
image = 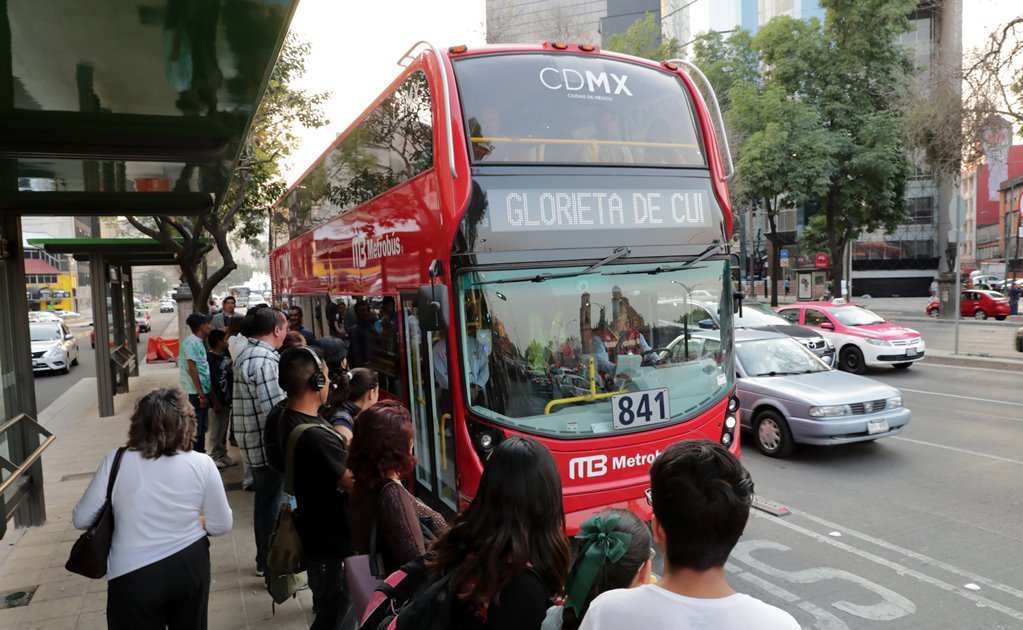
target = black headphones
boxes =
[303,346,327,392]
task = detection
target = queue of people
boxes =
[72,297,799,630]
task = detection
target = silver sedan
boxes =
[734,330,911,457]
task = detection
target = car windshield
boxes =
[830,307,884,326]
[735,302,790,327]
[737,337,828,377]
[30,325,61,342]
[455,260,734,437]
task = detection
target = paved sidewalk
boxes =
[0,360,317,629]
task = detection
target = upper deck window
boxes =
[453,53,707,167]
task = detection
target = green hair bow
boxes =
[564,512,632,616]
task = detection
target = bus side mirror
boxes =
[417,283,449,332]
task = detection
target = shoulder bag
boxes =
[346,481,396,619]
[66,447,127,579]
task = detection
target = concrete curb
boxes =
[922,351,1023,372]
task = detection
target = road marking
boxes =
[728,563,850,629]
[899,387,1023,408]
[752,510,1023,622]
[891,436,1023,466]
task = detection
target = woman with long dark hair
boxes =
[543,509,652,630]
[347,401,446,575]
[73,388,232,629]
[324,367,379,441]
[428,436,571,629]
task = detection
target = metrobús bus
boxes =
[270,42,739,530]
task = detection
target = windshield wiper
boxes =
[479,246,631,285]
[755,370,803,377]
[602,243,723,276]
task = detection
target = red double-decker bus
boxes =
[270,42,738,530]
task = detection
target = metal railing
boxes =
[0,413,55,538]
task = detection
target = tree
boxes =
[138,268,171,299]
[124,34,329,313]
[756,0,915,298]
[606,13,681,61]
[728,84,836,305]
[963,17,1023,162]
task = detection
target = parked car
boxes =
[775,301,925,374]
[135,308,151,332]
[30,321,79,374]
[969,274,1004,290]
[734,330,911,457]
[159,300,175,313]
[926,290,1010,320]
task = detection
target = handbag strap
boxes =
[106,447,127,501]
[283,423,320,496]
[369,480,398,578]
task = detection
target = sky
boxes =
[283,0,487,186]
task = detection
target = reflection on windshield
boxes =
[456,261,733,437]
[737,338,828,377]
[735,303,789,327]
[832,308,884,326]
[30,325,61,342]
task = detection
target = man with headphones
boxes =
[264,346,357,630]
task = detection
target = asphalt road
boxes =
[736,362,1023,629]
[33,309,177,411]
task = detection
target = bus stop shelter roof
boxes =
[1,0,299,218]
[27,238,193,266]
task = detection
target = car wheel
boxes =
[755,410,794,458]
[72,352,79,367]
[995,315,1006,321]
[928,308,938,318]
[839,346,866,374]
[61,352,70,374]
[1017,333,1023,353]
[893,362,912,369]
[974,310,988,320]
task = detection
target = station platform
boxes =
[0,359,317,629]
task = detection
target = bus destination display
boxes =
[489,188,712,232]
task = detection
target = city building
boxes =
[998,176,1023,279]
[485,0,660,46]
[960,145,1023,276]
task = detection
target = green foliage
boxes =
[606,13,680,61]
[690,30,759,111]
[125,34,329,312]
[138,269,170,298]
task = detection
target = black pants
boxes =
[107,537,211,630]
[306,555,357,630]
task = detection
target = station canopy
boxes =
[1,0,300,218]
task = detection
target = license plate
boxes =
[611,388,671,430]
[867,419,889,435]
[905,347,917,356]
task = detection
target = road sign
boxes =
[780,249,789,259]
[780,258,789,268]
[815,253,829,268]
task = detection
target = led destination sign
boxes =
[490,188,712,232]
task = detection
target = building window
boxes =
[907,197,933,224]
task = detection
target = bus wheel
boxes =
[755,410,794,458]
[839,346,865,374]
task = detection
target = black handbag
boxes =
[66,447,127,579]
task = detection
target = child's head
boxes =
[207,329,227,351]
[649,440,753,572]
[562,509,652,629]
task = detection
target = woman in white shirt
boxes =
[73,388,232,629]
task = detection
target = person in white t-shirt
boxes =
[73,388,232,628]
[580,440,800,630]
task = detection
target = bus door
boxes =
[401,293,458,511]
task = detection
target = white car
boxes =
[159,300,175,313]
[28,311,64,323]
[30,321,79,374]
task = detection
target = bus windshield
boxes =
[456,261,733,438]
[454,53,707,167]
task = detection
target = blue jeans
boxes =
[251,465,283,573]
[306,556,357,630]
[188,394,209,454]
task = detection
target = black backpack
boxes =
[358,555,454,630]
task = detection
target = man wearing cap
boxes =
[181,312,213,453]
